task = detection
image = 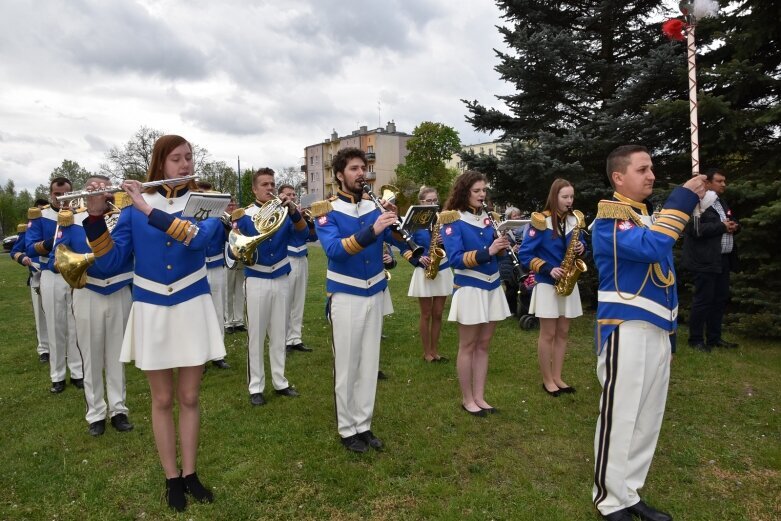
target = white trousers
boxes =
[207,267,227,340]
[40,270,82,382]
[225,267,245,327]
[330,291,383,438]
[286,256,308,345]
[72,287,132,424]
[30,276,49,355]
[593,321,671,515]
[246,276,289,393]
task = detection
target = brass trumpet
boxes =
[228,195,289,265]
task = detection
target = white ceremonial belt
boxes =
[86,271,133,287]
[454,268,499,284]
[245,258,290,273]
[133,265,207,296]
[287,245,308,253]
[598,291,678,321]
[39,256,49,263]
[327,269,385,289]
[206,253,224,263]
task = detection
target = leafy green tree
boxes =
[395,121,461,199]
[199,161,239,194]
[49,160,93,189]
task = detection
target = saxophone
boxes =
[554,209,588,297]
[424,216,446,280]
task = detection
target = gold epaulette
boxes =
[310,200,333,218]
[490,211,502,222]
[28,207,42,219]
[57,210,74,227]
[231,208,245,221]
[531,211,547,231]
[113,192,132,210]
[17,224,27,233]
[595,200,644,226]
[437,210,460,225]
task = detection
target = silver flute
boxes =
[57,175,198,203]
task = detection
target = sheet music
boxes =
[497,219,530,232]
[182,193,231,221]
[402,205,439,231]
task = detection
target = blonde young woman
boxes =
[404,187,454,362]
[518,178,585,397]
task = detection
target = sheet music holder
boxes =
[497,219,530,232]
[401,205,439,232]
[182,192,231,221]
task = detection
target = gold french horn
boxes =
[228,195,289,266]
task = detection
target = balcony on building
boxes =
[365,172,377,181]
[300,179,308,188]
[324,159,332,168]
[365,152,376,161]
[300,164,307,172]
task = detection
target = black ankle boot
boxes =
[165,476,187,512]
[183,472,214,503]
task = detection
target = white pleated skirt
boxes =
[383,288,394,316]
[407,266,454,298]
[120,294,226,370]
[447,286,511,325]
[529,282,583,319]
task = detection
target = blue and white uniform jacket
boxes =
[518,210,587,286]
[402,227,451,272]
[83,185,221,306]
[439,207,503,292]
[234,201,309,280]
[312,190,400,297]
[205,220,228,270]
[593,189,699,353]
[25,205,61,272]
[57,210,134,295]
[11,229,35,272]
[287,214,317,259]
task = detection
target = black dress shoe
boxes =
[88,420,106,437]
[50,380,65,394]
[709,339,738,349]
[212,359,230,369]
[542,384,561,397]
[358,430,383,450]
[340,434,369,453]
[627,500,673,521]
[274,386,300,397]
[289,343,313,352]
[234,325,247,332]
[165,476,187,512]
[183,472,214,503]
[110,413,134,432]
[461,404,487,417]
[601,508,633,521]
[479,405,498,414]
[70,377,84,389]
[558,386,576,394]
[39,353,49,363]
[377,370,388,380]
[689,342,712,352]
[250,393,266,406]
[225,325,235,334]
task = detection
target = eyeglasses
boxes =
[422,199,438,204]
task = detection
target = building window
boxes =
[368,164,374,172]
[480,147,485,154]
[367,145,374,153]
[488,148,494,156]
[310,156,314,165]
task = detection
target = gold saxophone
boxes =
[424,216,445,280]
[554,209,588,297]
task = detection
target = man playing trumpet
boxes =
[56,175,134,436]
[232,168,309,406]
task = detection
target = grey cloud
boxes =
[181,98,267,136]
[84,134,110,153]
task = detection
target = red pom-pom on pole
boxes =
[662,18,686,41]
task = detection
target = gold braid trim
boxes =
[531,212,547,231]
[231,208,245,221]
[17,224,27,233]
[437,210,460,225]
[310,200,333,218]
[28,207,42,219]
[57,210,74,227]
[490,211,502,222]
[596,200,644,227]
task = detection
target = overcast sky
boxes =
[0,0,514,193]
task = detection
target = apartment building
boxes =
[302,121,412,199]
[445,140,508,172]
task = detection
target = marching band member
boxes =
[279,183,316,354]
[312,147,399,453]
[233,169,308,406]
[25,177,83,392]
[197,181,230,370]
[10,218,50,363]
[518,179,586,397]
[439,171,511,417]
[404,186,453,363]
[58,176,134,436]
[591,145,705,521]
[83,135,225,512]
[224,196,247,333]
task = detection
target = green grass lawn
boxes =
[0,247,778,520]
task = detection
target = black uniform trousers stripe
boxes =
[594,327,619,508]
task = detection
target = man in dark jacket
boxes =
[682,168,740,351]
